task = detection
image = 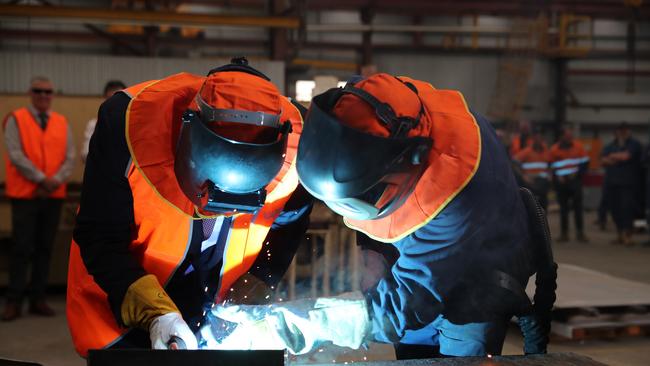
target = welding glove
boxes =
[121,274,198,350]
[200,292,370,354]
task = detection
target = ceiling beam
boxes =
[0,4,300,28]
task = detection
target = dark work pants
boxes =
[609,186,637,232]
[598,184,609,224]
[7,198,63,303]
[555,177,584,236]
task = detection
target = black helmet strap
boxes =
[207,57,271,81]
[341,83,424,138]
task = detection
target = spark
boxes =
[204,286,208,292]
[487,354,493,358]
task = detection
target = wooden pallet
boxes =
[551,316,650,340]
[526,264,650,341]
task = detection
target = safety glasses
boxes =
[31,88,53,95]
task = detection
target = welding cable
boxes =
[517,187,558,355]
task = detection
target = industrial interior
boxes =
[1,1,650,365]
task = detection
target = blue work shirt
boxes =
[365,113,535,356]
[602,137,643,187]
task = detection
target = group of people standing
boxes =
[510,120,648,246]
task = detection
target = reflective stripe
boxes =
[551,156,589,169]
[533,172,549,178]
[521,162,548,170]
[555,167,579,176]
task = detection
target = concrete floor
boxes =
[1,211,650,366]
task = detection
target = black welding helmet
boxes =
[174,58,292,214]
[297,74,432,221]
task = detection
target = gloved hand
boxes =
[150,312,198,350]
[199,292,370,354]
[121,274,197,349]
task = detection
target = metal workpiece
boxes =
[87,349,285,366]
[308,353,606,366]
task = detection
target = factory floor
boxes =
[1,211,650,366]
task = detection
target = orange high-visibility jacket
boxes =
[3,108,68,199]
[549,141,589,177]
[344,77,481,243]
[66,73,303,356]
[514,146,551,179]
[510,134,529,157]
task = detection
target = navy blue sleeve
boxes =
[73,93,146,322]
[248,184,313,287]
[601,142,613,157]
[364,193,481,343]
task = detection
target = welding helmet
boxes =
[174,57,292,214]
[297,74,432,220]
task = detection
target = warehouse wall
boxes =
[0,52,285,95]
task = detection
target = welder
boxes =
[206,73,556,358]
[66,58,312,356]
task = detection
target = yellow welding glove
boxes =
[121,274,180,330]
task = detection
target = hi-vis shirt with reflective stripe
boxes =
[549,140,589,177]
[551,157,589,176]
[514,145,550,179]
[521,162,550,178]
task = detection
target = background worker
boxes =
[510,119,532,157]
[550,127,590,243]
[80,80,126,163]
[2,76,76,321]
[67,59,312,356]
[514,126,551,211]
[601,122,643,246]
[207,74,556,359]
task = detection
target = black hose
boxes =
[517,187,558,355]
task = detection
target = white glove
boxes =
[200,292,370,354]
[149,312,198,350]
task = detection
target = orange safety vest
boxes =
[344,77,481,243]
[510,134,531,157]
[3,108,68,199]
[549,140,589,177]
[66,72,302,357]
[514,146,550,178]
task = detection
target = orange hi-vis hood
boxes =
[67,72,302,356]
[344,77,481,243]
[3,107,68,199]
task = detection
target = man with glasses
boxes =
[2,76,76,321]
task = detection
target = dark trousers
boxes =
[555,178,584,235]
[598,184,609,224]
[608,185,637,232]
[7,198,63,303]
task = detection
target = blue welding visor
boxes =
[174,96,291,214]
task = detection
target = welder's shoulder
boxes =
[91,92,132,163]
